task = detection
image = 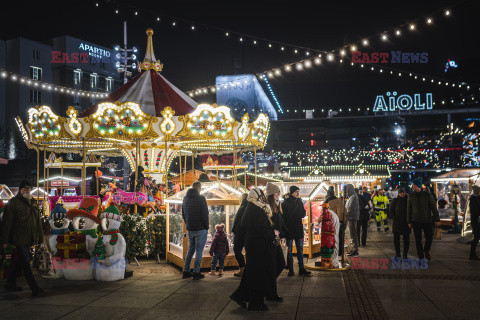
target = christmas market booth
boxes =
[431,169,480,232]
[165,181,248,268]
[288,164,391,196]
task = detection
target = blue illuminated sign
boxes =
[373,92,433,112]
[445,59,458,72]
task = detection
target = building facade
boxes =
[0,35,123,159]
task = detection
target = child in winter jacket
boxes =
[209,223,229,275]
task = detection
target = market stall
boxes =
[165,181,247,268]
[288,164,391,196]
[431,169,480,229]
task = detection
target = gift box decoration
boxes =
[56,231,87,259]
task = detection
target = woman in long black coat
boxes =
[390,187,411,259]
[230,188,275,311]
[231,193,248,276]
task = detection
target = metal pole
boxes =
[123,21,128,84]
[179,150,182,190]
[43,149,46,203]
[184,154,187,187]
[135,139,139,214]
[36,144,40,205]
[192,154,194,185]
[60,165,63,196]
[164,140,168,195]
[254,147,257,187]
[82,138,86,196]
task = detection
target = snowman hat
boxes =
[50,198,67,220]
[66,197,101,224]
[100,204,122,222]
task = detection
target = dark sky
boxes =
[1,0,478,115]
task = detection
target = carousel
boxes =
[14,28,270,273]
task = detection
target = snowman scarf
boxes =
[103,229,120,245]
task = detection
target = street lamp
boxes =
[115,21,139,84]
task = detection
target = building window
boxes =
[74,70,81,85]
[30,66,42,81]
[90,74,98,88]
[30,90,42,104]
[106,78,112,91]
[33,50,40,60]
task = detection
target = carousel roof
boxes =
[80,29,197,118]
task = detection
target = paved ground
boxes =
[1,223,479,320]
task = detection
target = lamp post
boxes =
[115,21,138,84]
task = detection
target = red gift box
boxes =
[55,232,87,259]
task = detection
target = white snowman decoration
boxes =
[95,204,126,281]
[64,197,101,280]
[47,198,70,278]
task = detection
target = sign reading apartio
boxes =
[373,92,433,112]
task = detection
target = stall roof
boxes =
[165,181,245,205]
[0,185,14,201]
[431,168,480,182]
[288,164,390,181]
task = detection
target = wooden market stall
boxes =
[165,181,247,269]
[431,169,480,227]
[288,164,391,196]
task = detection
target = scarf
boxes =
[50,228,69,235]
[247,188,274,225]
[80,229,98,238]
[103,229,120,245]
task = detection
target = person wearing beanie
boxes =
[281,185,311,277]
[0,180,44,297]
[407,177,440,261]
[390,187,411,259]
[469,185,480,260]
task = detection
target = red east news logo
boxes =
[51,51,89,63]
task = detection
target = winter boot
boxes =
[218,269,223,276]
[287,268,295,277]
[299,268,312,276]
[234,267,244,277]
[209,270,217,275]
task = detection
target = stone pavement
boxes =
[1,223,480,320]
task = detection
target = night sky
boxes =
[1,0,478,115]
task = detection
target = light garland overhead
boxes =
[0,69,109,98]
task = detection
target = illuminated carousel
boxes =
[15,29,271,202]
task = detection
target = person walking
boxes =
[325,186,337,203]
[390,187,410,259]
[356,188,370,247]
[345,184,360,257]
[209,223,229,275]
[232,193,248,276]
[373,189,390,231]
[469,185,480,260]
[230,188,275,311]
[0,180,44,297]
[282,185,311,277]
[182,181,209,280]
[407,178,440,261]
[265,182,288,301]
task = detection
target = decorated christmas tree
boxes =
[93,236,106,260]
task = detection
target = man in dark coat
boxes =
[407,178,440,261]
[182,181,209,280]
[232,193,248,276]
[0,180,44,297]
[357,189,370,247]
[469,185,480,260]
[390,187,410,259]
[282,185,310,276]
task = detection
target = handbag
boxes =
[433,227,443,240]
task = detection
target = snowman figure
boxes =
[95,204,126,281]
[47,198,70,278]
[64,197,101,280]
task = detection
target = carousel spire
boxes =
[140,28,164,72]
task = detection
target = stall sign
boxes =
[51,180,69,187]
